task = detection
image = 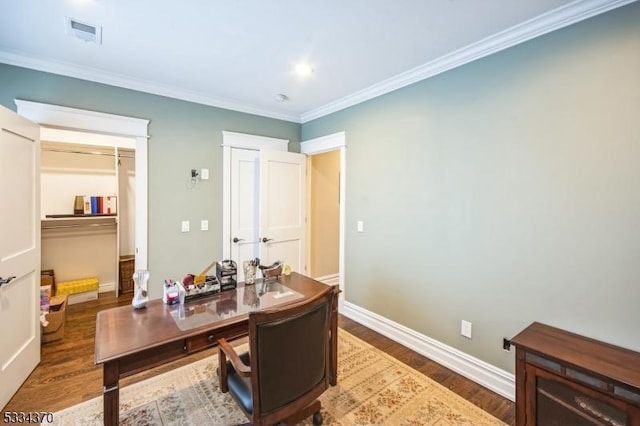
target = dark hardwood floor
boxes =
[3,292,515,424]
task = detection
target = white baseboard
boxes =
[67,290,98,305]
[99,281,116,293]
[314,273,340,287]
[340,300,515,401]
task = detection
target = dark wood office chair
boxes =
[217,286,335,426]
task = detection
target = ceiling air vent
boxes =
[65,17,102,44]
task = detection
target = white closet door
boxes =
[259,150,306,273]
[230,149,260,267]
[228,148,307,277]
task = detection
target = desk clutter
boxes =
[160,258,287,306]
[216,259,237,290]
[149,258,291,308]
[161,259,238,306]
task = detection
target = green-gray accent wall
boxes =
[302,2,640,371]
[0,64,301,301]
[1,1,638,374]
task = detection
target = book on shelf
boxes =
[75,195,117,216]
[83,196,92,214]
[105,196,117,214]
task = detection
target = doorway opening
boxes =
[308,150,340,281]
[301,131,346,299]
[15,99,149,277]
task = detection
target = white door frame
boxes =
[300,131,346,301]
[221,131,288,261]
[14,100,150,271]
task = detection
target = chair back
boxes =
[248,286,334,417]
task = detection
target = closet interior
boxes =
[40,139,135,301]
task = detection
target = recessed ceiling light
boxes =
[295,63,314,77]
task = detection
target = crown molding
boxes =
[300,0,637,123]
[0,0,634,125]
[0,50,302,123]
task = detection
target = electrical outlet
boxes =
[461,320,472,339]
[181,220,190,232]
[503,338,511,351]
[201,168,209,180]
[201,219,209,231]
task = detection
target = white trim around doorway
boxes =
[14,99,150,273]
[300,131,346,305]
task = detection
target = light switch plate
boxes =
[201,168,209,180]
[461,320,472,339]
[357,220,364,232]
[201,219,209,231]
[181,221,190,232]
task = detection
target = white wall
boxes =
[40,144,116,218]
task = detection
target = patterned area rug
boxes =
[45,330,506,425]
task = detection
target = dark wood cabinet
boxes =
[118,255,135,295]
[511,322,640,425]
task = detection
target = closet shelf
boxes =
[45,214,116,218]
[41,216,117,230]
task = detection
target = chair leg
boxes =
[312,411,323,425]
[217,346,229,393]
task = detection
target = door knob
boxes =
[232,237,244,243]
[0,276,16,287]
[261,237,273,243]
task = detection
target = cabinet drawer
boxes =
[120,340,188,376]
[186,332,219,353]
[186,324,248,354]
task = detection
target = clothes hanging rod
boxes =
[41,223,117,230]
[42,147,134,158]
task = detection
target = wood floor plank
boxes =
[3,292,515,425]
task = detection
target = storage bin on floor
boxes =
[42,295,67,343]
[55,277,99,304]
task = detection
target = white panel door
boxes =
[230,149,260,268]
[259,150,306,273]
[0,106,40,409]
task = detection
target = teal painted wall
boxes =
[0,64,301,300]
[2,2,639,375]
[302,3,640,372]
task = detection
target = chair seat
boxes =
[226,352,253,414]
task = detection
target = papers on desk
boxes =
[272,291,295,299]
[168,284,304,331]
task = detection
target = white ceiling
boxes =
[0,0,633,123]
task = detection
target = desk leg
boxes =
[103,361,120,426]
[330,289,339,386]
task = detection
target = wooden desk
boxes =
[95,272,339,426]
